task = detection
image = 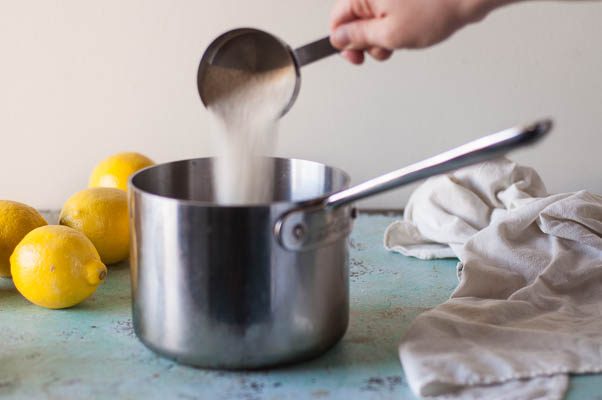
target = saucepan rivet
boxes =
[292,223,306,242]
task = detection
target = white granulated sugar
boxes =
[204,65,296,204]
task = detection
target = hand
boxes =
[330,0,506,64]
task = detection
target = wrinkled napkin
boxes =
[384,158,602,399]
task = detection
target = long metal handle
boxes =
[276,119,552,251]
[294,37,338,67]
[325,119,552,208]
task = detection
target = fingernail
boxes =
[331,26,350,49]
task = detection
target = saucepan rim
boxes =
[128,156,351,209]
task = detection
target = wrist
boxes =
[461,0,516,23]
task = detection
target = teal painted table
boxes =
[1,213,600,399]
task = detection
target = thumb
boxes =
[331,19,388,50]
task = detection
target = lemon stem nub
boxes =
[85,259,108,285]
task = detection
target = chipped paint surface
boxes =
[0,213,599,399]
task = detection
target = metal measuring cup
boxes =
[197,28,337,117]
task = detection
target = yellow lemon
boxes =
[0,200,47,278]
[10,225,107,309]
[59,188,129,265]
[89,152,154,191]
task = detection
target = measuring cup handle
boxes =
[294,37,339,67]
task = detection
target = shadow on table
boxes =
[0,278,21,302]
[283,304,429,372]
[183,304,432,396]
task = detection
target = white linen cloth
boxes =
[384,158,602,399]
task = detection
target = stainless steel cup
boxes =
[197,28,338,117]
[129,120,551,369]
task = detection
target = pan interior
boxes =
[131,157,350,206]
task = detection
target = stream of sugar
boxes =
[203,65,296,204]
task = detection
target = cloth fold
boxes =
[385,158,602,399]
[385,158,548,259]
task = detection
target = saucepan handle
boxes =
[324,119,552,208]
[275,119,553,251]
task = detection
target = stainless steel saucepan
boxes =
[129,119,551,369]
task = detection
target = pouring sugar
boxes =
[202,65,296,204]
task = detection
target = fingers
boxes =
[331,18,388,51]
[368,47,392,61]
[330,0,376,30]
[341,50,365,65]
[340,48,392,65]
[329,0,393,64]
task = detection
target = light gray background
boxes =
[1,0,600,209]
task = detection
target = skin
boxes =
[330,0,516,64]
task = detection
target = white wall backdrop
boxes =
[1,0,600,209]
